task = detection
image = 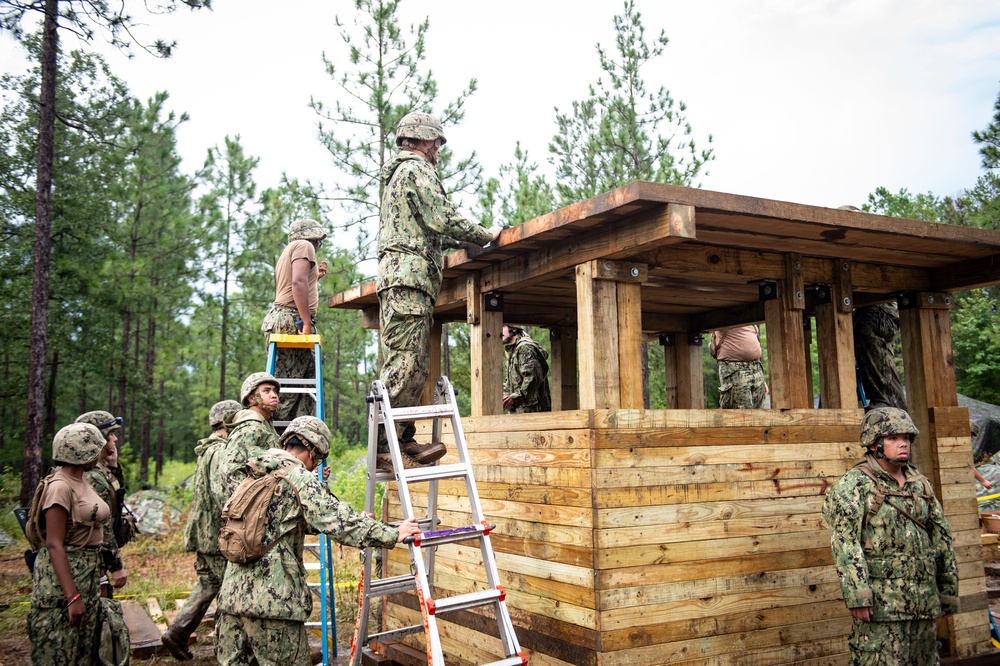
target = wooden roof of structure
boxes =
[328,181,1000,333]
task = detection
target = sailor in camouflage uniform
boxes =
[75,411,128,596]
[376,112,503,470]
[28,423,109,666]
[502,324,551,413]
[161,399,242,661]
[214,416,419,666]
[211,374,281,510]
[853,303,906,409]
[823,407,958,665]
[261,219,328,423]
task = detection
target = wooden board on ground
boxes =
[120,598,162,659]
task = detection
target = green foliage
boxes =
[548,0,713,205]
[973,85,1000,171]
[863,186,966,225]
[477,142,556,227]
[327,448,383,520]
[952,289,1000,404]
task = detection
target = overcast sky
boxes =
[3,0,1000,221]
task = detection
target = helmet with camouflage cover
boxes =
[287,218,327,243]
[395,112,447,146]
[209,400,243,429]
[74,410,122,443]
[53,423,105,465]
[860,407,919,450]
[279,416,332,457]
[240,372,281,407]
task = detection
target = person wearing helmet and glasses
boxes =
[161,399,242,661]
[261,218,328,423]
[501,324,551,413]
[27,423,110,665]
[376,112,503,471]
[75,411,128,600]
[214,416,419,666]
[822,407,958,665]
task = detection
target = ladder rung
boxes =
[367,573,417,598]
[381,403,455,421]
[365,624,424,643]
[303,542,320,552]
[483,657,528,666]
[304,620,334,628]
[401,462,469,483]
[268,333,321,348]
[429,588,503,616]
[304,562,320,571]
[273,378,318,386]
[390,516,437,531]
[408,523,494,548]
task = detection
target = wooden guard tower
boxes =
[329,182,1000,665]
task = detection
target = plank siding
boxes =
[379,407,987,665]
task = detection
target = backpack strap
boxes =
[252,466,302,559]
[855,464,933,549]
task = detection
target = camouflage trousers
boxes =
[377,287,433,451]
[162,552,227,647]
[28,547,102,665]
[262,305,317,422]
[849,617,939,665]
[718,360,766,409]
[215,611,312,666]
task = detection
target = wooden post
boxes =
[803,317,814,407]
[899,292,958,486]
[576,260,646,409]
[468,273,503,416]
[550,327,578,411]
[662,335,679,409]
[815,277,857,409]
[764,277,810,409]
[660,333,703,409]
[421,321,443,405]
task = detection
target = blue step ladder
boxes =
[265,333,337,664]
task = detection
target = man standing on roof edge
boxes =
[376,112,502,471]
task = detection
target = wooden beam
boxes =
[815,273,857,409]
[469,278,503,416]
[764,290,810,409]
[785,254,805,311]
[577,261,621,409]
[617,280,644,409]
[662,336,679,409]
[931,253,1000,292]
[421,321,443,406]
[676,333,705,409]
[550,327,579,411]
[900,292,958,487]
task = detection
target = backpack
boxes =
[24,470,101,552]
[855,463,934,549]
[97,597,130,666]
[218,464,299,564]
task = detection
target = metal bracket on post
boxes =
[688,333,704,346]
[484,291,504,312]
[813,284,833,305]
[759,280,779,302]
[659,333,674,347]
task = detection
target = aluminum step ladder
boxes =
[350,376,526,666]
[265,333,337,663]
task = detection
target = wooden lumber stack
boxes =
[379,407,989,665]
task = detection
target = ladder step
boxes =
[272,378,318,386]
[365,624,424,644]
[304,620,334,629]
[366,573,417,598]
[390,516,437,531]
[428,588,504,616]
[304,562,320,571]
[400,462,470,483]
[407,522,494,548]
[380,403,455,421]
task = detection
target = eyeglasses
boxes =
[98,416,123,430]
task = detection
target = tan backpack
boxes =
[25,471,101,552]
[218,464,298,564]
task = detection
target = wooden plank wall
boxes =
[381,408,989,665]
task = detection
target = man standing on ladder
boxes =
[376,112,502,471]
[261,219,328,423]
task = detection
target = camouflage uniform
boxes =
[854,303,906,409]
[29,547,102,665]
[376,150,493,448]
[162,430,230,656]
[503,332,552,413]
[83,463,124,581]
[210,409,279,507]
[718,361,766,409]
[261,304,316,423]
[215,448,399,666]
[823,410,958,666]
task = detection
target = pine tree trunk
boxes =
[144,308,156,479]
[20,0,59,507]
[156,378,165,480]
[133,317,142,480]
[118,309,130,419]
[45,349,58,441]
[332,335,341,430]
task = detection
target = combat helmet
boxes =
[53,423,105,465]
[75,410,122,443]
[287,218,327,243]
[860,406,919,450]
[209,400,243,429]
[240,372,280,407]
[395,112,446,146]
[279,416,332,457]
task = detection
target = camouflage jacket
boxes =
[183,432,227,554]
[209,409,278,509]
[376,151,493,299]
[822,455,959,620]
[216,449,399,621]
[504,334,551,413]
[83,462,123,574]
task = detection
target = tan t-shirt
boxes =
[710,325,762,362]
[42,469,110,547]
[273,240,319,315]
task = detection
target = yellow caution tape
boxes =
[977,492,1000,502]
